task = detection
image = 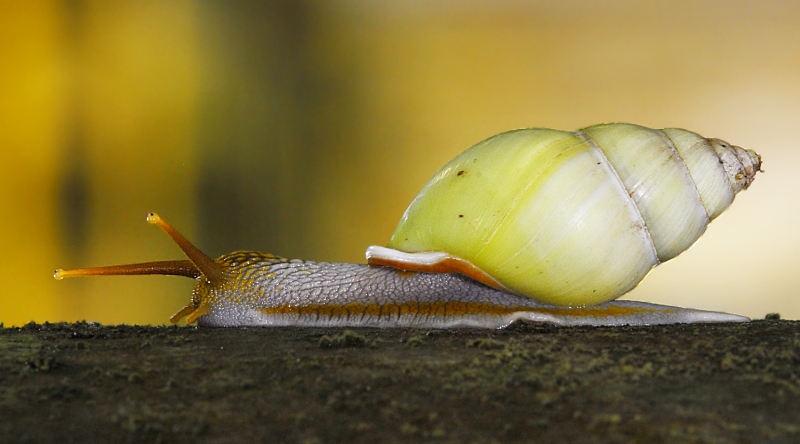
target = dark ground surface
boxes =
[1,319,799,444]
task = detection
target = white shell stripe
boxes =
[575,130,659,265]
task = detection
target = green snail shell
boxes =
[382,123,761,306]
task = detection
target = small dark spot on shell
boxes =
[457,170,465,176]
[597,162,601,165]
[458,214,464,218]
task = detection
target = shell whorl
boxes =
[383,123,760,306]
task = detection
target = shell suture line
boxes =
[656,129,711,221]
[576,130,660,265]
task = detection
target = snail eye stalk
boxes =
[54,213,223,282]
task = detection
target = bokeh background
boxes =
[1,0,798,326]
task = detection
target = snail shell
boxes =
[367,123,761,306]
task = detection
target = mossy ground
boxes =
[1,319,799,443]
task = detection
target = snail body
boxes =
[55,123,760,327]
[172,251,748,328]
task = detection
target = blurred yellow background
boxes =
[1,0,798,326]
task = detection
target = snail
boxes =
[55,123,761,328]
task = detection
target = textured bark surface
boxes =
[1,319,798,443]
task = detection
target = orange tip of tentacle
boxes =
[365,246,512,293]
[55,268,106,280]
